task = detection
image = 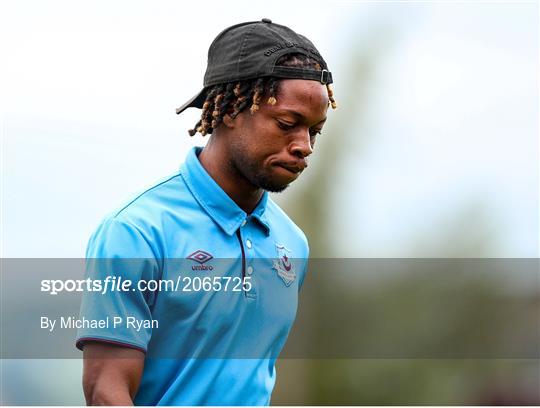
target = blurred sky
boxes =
[1,0,538,257]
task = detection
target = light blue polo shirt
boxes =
[76,146,309,405]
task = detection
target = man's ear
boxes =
[222,113,236,129]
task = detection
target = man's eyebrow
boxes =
[276,109,327,125]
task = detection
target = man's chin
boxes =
[262,183,289,193]
[252,175,290,193]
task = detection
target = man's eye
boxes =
[277,121,294,131]
[310,130,322,137]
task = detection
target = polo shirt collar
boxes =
[180,146,270,236]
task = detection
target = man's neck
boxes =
[198,141,263,215]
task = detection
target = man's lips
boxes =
[274,162,307,174]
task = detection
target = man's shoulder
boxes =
[108,172,190,226]
[87,172,195,258]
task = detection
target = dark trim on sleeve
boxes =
[76,337,147,354]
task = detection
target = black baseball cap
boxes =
[176,18,333,115]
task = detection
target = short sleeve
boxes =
[75,218,160,353]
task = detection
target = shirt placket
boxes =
[238,218,257,299]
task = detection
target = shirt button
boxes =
[247,266,254,275]
[241,219,247,227]
[246,239,252,249]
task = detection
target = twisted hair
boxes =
[188,53,337,136]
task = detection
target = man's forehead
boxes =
[274,107,327,124]
[271,80,329,122]
[277,78,328,96]
[278,80,327,103]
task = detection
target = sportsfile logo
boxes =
[187,250,214,271]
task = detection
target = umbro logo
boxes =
[187,250,214,271]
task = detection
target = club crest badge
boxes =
[272,244,296,286]
[186,250,214,270]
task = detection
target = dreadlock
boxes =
[188,53,337,136]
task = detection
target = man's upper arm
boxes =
[76,217,160,353]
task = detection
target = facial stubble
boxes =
[228,152,290,194]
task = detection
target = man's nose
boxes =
[290,131,313,158]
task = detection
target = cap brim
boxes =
[175,88,207,115]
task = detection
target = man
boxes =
[76,18,336,405]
